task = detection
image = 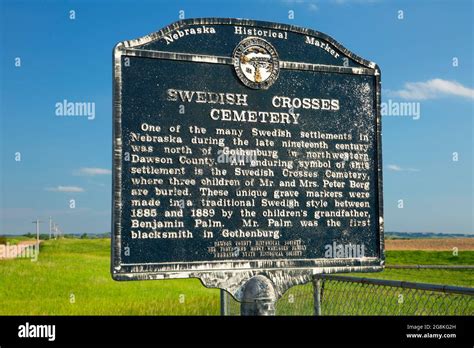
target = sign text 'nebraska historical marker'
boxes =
[112,18,384,305]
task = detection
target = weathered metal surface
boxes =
[240,275,276,315]
[111,18,384,301]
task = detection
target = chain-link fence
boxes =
[222,275,474,316]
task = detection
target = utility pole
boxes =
[53,223,62,239]
[49,217,52,240]
[32,219,42,246]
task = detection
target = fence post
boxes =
[313,277,322,316]
[220,289,227,316]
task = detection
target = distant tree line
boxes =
[20,233,111,240]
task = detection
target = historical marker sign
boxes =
[112,18,384,297]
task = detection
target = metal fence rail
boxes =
[386,265,474,270]
[222,275,474,316]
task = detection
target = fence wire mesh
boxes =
[222,275,474,316]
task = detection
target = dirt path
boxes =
[386,238,474,251]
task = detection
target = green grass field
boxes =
[0,238,472,315]
[352,250,474,286]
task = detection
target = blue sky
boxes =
[0,0,472,235]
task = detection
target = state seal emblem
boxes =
[233,37,280,89]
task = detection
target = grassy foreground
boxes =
[0,238,472,315]
[0,239,219,315]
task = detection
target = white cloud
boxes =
[281,0,318,11]
[390,79,474,100]
[74,167,111,176]
[387,164,420,172]
[281,0,305,3]
[387,164,402,171]
[331,0,381,4]
[46,186,84,193]
[282,0,379,8]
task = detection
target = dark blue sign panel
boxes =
[112,18,384,282]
